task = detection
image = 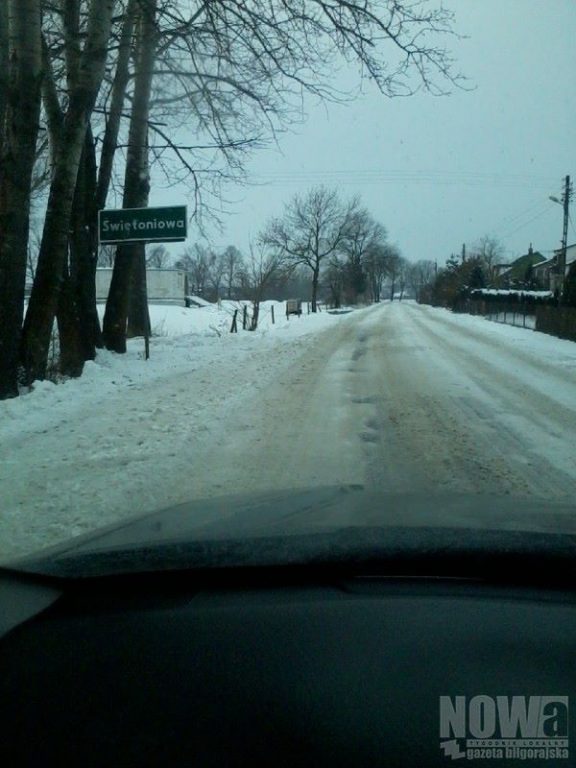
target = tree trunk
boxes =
[57,263,84,378]
[95,0,135,211]
[69,125,102,359]
[79,0,135,353]
[102,245,132,352]
[42,18,102,371]
[127,246,151,338]
[103,0,157,353]
[0,0,9,154]
[20,0,115,384]
[311,265,320,312]
[0,0,42,398]
[127,128,151,337]
[22,133,89,383]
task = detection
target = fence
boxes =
[451,294,576,342]
[456,298,537,330]
[535,306,576,342]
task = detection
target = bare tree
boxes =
[261,186,358,312]
[222,245,243,299]
[396,256,408,301]
[176,244,212,297]
[146,245,171,269]
[407,260,437,300]
[470,236,505,285]
[97,246,116,268]
[340,210,386,303]
[364,244,385,304]
[103,0,158,352]
[241,243,286,330]
[21,0,116,382]
[0,0,42,397]
[143,1,461,223]
[95,0,137,213]
[324,257,346,309]
[384,245,405,301]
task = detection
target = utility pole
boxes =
[461,243,466,263]
[558,175,572,295]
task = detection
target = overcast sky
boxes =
[154,0,576,266]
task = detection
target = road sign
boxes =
[98,205,187,244]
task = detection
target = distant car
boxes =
[286,299,302,317]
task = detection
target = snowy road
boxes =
[1,301,576,560]
[209,301,576,500]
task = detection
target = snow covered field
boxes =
[0,301,348,560]
[1,300,576,562]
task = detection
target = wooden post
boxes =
[242,305,247,330]
[230,309,238,333]
[144,310,150,360]
[271,305,275,324]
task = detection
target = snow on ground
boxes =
[185,294,213,307]
[419,305,576,387]
[1,299,575,563]
[0,301,355,560]
[396,304,576,480]
[2,301,343,445]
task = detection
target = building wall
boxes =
[96,269,186,302]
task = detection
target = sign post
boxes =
[98,205,188,360]
[98,205,187,245]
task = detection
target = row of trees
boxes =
[260,186,409,309]
[0,0,459,398]
[167,186,437,314]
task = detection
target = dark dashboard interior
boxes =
[0,566,574,767]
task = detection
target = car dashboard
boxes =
[0,563,574,767]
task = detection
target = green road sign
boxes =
[98,205,187,244]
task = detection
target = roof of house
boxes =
[533,243,576,273]
[497,247,545,281]
[533,256,555,271]
[553,242,576,265]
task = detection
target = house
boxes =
[532,243,576,292]
[96,268,187,304]
[494,244,546,288]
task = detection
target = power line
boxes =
[249,169,556,190]
[498,204,556,240]
[492,198,553,234]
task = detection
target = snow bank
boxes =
[1,301,350,443]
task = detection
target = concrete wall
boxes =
[96,268,186,302]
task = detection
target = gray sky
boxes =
[154,0,576,266]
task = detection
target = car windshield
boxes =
[0,0,575,570]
